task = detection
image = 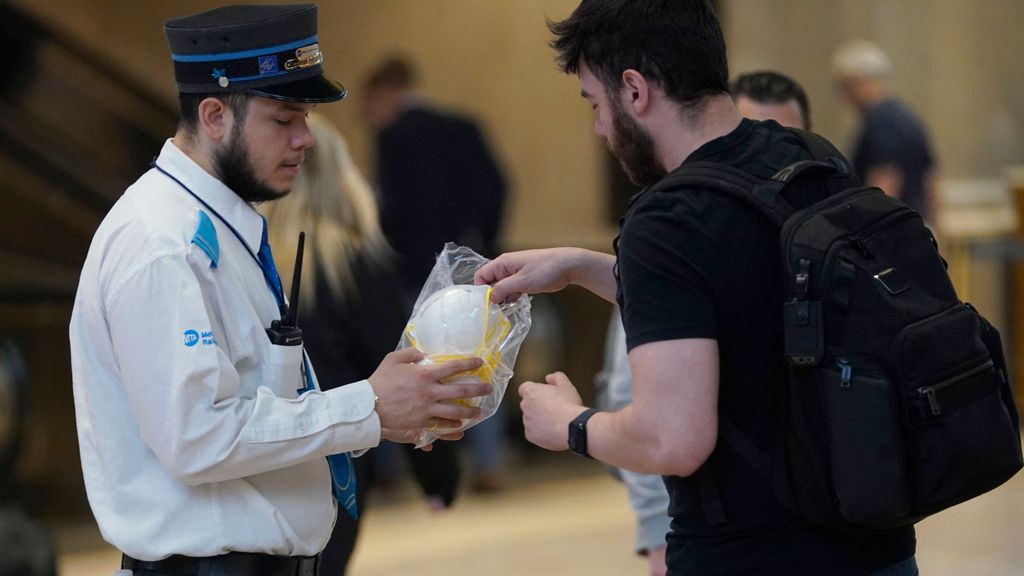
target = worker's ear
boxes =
[196,96,237,143]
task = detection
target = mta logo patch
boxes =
[183,329,216,347]
[258,55,278,75]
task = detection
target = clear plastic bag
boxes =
[399,243,532,447]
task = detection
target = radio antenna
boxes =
[284,231,305,327]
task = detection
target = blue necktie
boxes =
[328,453,358,518]
[257,217,287,317]
[259,218,358,519]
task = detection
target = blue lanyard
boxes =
[153,163,288,318]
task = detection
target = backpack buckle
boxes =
[828,156,850,177]
[794,259,811,300]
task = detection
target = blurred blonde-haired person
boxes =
[263,114,461,575]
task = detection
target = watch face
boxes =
[568,426,584,455]
[568,410,592,457]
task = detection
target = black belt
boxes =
[122,552,319,576]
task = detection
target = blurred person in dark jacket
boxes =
[264,113,461,575]
[362,55,507,297]
[833,41,936,221]
[362,56,510,492]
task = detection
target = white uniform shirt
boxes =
[70,140,381,561]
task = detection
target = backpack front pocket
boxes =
[897,306,1022,511]
[821,358,909,525]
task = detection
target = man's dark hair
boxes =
[548,0,729,107]
[731,71,811,130]
[364,55,418,91]
[177,91,254,136]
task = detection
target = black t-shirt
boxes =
[615,119,915,576]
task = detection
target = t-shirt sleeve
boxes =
[617,195,719,351]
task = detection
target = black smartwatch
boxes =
[568,408,600,458]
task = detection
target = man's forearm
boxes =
[586,401,715,478]
[586,407,671,475]
[567,249,618,303]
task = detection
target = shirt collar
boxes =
[155,139,264,254]
[685,118,756,165]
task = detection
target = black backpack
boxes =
[661,129,1023,532]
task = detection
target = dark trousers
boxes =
[121,551,319,576]
[869,556,920,576]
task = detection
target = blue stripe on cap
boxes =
[171,35,317,63]
[192,209,219,268]
[219,70,292,83]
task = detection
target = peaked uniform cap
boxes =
[164,3,346,103]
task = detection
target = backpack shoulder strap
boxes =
[651,128,857,228]
[692,417,775,527]
[656,161,792,228]
[789,128,846,162]
[784,129,861,186]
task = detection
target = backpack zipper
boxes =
[917,359,994,416]
[780,187,879,275]
[837,358,852,388]
[781,188,915,296]
[816,210,917,293]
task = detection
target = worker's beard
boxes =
[214,123,289,204]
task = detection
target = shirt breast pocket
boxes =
[262,342,306,397]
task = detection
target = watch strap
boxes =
[568,408,600,458]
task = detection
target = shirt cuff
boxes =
[325,379,381,453]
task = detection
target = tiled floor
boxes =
[56,456,1024,575]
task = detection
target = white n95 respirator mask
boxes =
[405,284,509,357]
[398,244,533,448]
[404,284,510,408]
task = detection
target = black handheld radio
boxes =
[266,231,305,346]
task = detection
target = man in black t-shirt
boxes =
[475,2,919,575]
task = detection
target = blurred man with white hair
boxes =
[833,40,936,221]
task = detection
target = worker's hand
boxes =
[369,348,489,430]
[380,428,465,449]
[518,371,586,451]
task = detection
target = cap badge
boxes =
[285,43,322,71]
[211,67,229,87]
[258,55,279,76]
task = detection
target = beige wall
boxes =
[14,0,616,252]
